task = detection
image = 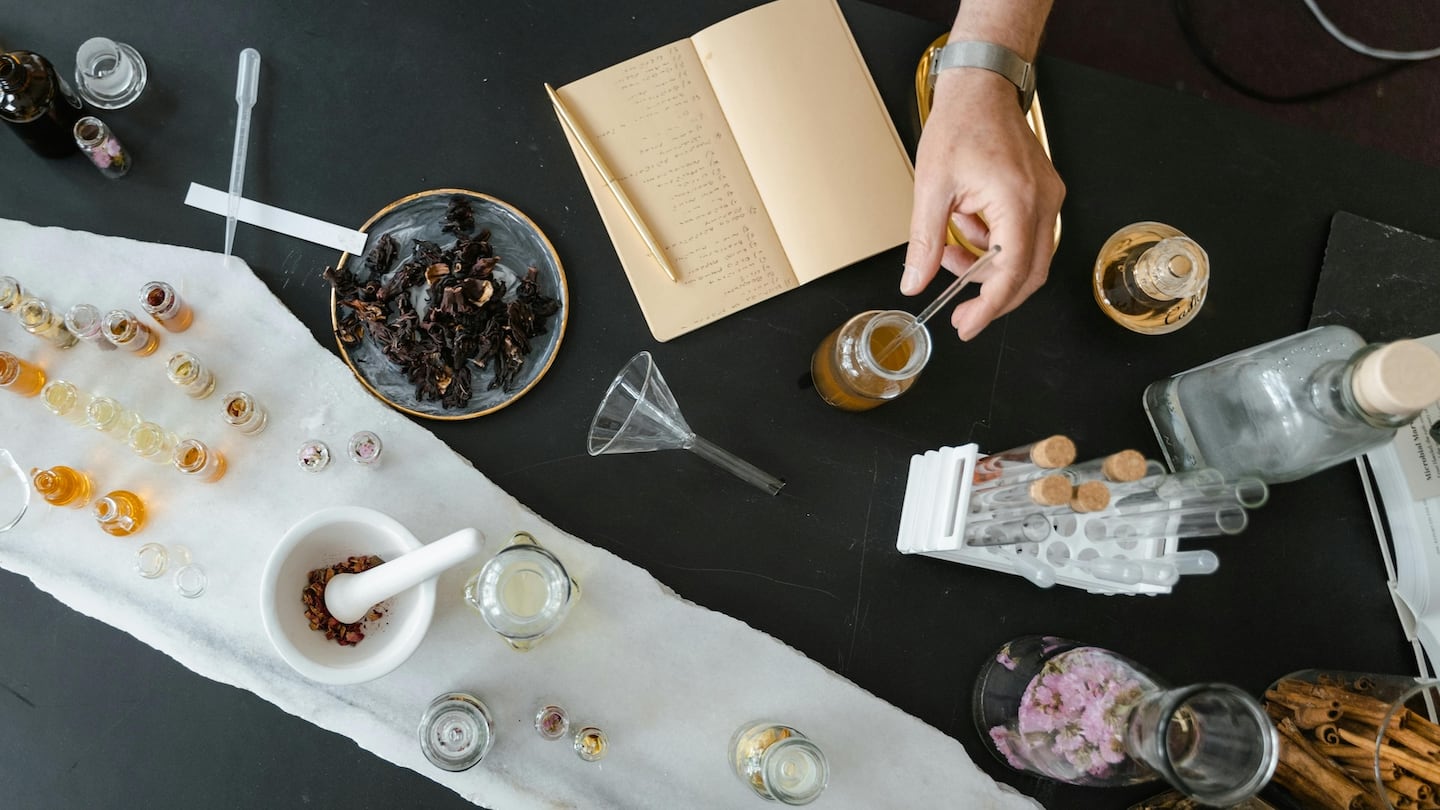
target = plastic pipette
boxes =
[877,245,1002,363]
[225,48,261,259]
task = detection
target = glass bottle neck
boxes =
[0,55,23,90]
[1124,683,1277,806]
[1311,344,1411,430]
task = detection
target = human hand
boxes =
[902,69,1064,340]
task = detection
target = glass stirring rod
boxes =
[225,48,261,260]
[877,244,1002,363]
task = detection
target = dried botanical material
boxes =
[302,555,385,646]
[324,196,562,408]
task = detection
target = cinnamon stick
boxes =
[1276,718,1374,810]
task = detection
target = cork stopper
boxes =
[1070,481,1111,513]
[1029,435,1077,469]
[1028,475,1074,507]
[1101,450,1148,483]
[1351,341,1440,417]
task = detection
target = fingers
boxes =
[902,179,954,296]
[950,206,1055,341]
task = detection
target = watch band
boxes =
[932,40,1035,112]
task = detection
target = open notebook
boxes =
[552,0,915,341]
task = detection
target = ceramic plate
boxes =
[330,189,568,419]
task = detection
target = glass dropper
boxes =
[225,48,261,259]
[878,245,1003,363]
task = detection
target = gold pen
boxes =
[544,83,680,283]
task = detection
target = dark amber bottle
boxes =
[0,50,86,157]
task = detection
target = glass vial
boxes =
[347,431,383,467]
[0,351,46,396]
[128,421,179,463]
[93,490,145,536]
[1144,325,1440,483]
[173,439,226,482]
[134,542,169,578]
[73,115,130,178]
[0,50,86,158]
[811,309,932,411]
[73,37,147,110]
[173,564,207,598]
[86,396,139,437]
[418,693,494,772]
[1093,222,1210,335]
[101,309,158,354]
[166,352,215,398]
[17,297,78,348]
[40,380,90,424]
[296,440,330,472]
[64,303,116,350]
[573,727,609,762]
[731,722,830,805]
[0,275,24,312]
[140,281,192,332]
[31,465,93,508]
[221,391,267,435]
[463,532,578,651]
[534,704,571,741]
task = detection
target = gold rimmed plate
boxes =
[330,189,568,420]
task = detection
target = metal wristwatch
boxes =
[930,40,1035,112]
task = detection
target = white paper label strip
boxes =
[183,182,368,256]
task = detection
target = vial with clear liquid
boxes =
[1093,222,1209,335]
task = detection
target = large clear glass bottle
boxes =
[1093,222,1209,335]
[975,635,1276,805]
[0,50,86,158]
[1144,325,1440,483]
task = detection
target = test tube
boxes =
[1084,503,1248,542]
[1061,451,1161,484]
[972,435,1076,488]
[1113,477,1267,515]
[969,473,1073,514]
[64,304,116,350]
[964,513,1052,547]
[1070,481,1111,513]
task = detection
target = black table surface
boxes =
[2,1,1436,808]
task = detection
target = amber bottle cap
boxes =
[1029,435,1076,469]
[1070,481,1111,513]
[1353,341,1440,417]
[1028,475,1073,507]
[1101,450,1148,483]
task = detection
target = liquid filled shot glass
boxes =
[464,532,579,651]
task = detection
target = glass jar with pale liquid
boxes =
[463,532,578,651]
[811,309,931,411]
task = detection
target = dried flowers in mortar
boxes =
[324,196,562,409]
[302,555,385,646]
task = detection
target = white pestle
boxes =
[324,527,485,624]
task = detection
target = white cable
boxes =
[1302,0,1440,60]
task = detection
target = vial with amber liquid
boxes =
[17,296,78,348]
[173,438,226,482]
[31,465,93,508]
[93,490,145,536]
[1093,222,1209,335]
[0,351,46,396]
[166,352,215,398]
[101,308,159,354]
[140,281,192,332]
[811,310,932,411]
[221,391,267,435]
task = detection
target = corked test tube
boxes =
[969,473,1074,515]
[1084,502,1249,542]
[1060,450,1158,485]
[964,513,1052,547]
[971,435,1076,489]
[1070,480,1111,514]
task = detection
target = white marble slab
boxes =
[0,219,1039,809]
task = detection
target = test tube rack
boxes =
[895,444,1178,595]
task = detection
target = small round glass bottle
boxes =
[101,308,159,355]
[73,115,130,179]
[40,380,90,424]
[730,722,830,805]
[63,303,116,350]
[31,465,93,508]
[0,351,46,396]
[173,439,226,482]
[463,532,579,651]
[0,275,26,313]
[128,421,179,463]
[93,490,145,536]
[17,296,78,348]
[1093,222,1209,335]
[139,281,192,332]
[221,391,267,435]
[166,352,215,398]
[811,309,932,411]
[86,396,140,437]
[418,693,494,772]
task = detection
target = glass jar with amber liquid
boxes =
[93,490,145,536]
[1093,222,1209,335]
[0,50,86,158]
[811,310,932,411]
[0,351,46,396]
[31,465,93,508]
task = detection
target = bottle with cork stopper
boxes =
[1145,325,1440,483]
[1093,222,1210,335]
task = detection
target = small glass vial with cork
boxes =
[64,303,116,350]
[0,351,46,396]
[17,297,78,348]
[221,391,267,435]
[730,722,830,805]
[1093,222,1210,335]
[166,352,215,398]
[139,281,192,332]
[173,439,226,482]
[811,309,932,411]
[31,465,93,508]
[418,693,494,772]
[93,490,145,536]
[102,309,159,354]
[128,421,179,463]
[86,396,140,437]
[40,380,90,424]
